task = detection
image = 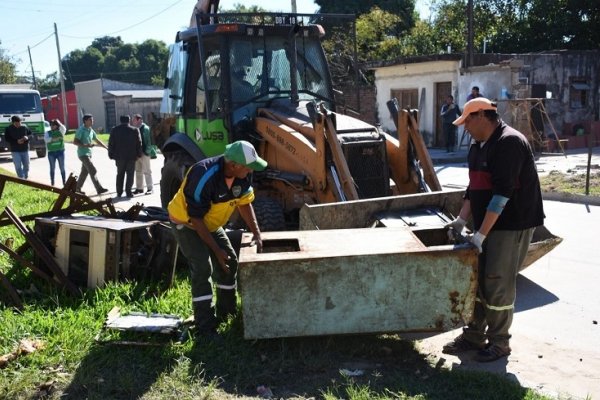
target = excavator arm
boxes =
[254,104,359,206]
[386,98,442,193]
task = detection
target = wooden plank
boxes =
[407,111,442,191]
[0,269,23,309]
[3,207,79,296]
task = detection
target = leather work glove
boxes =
[467,231,486,253]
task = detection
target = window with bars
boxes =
[569,78,590,109]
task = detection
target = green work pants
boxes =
[171,224,238,320]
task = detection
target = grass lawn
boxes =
[0,168,554,400]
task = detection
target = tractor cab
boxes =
[161,14,335,158]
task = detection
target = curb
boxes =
[542,191,600,206]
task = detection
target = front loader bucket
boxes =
[299,189,562,271]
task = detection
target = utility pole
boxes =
[27,46,37,90]
[291,0,297,13]
[54,23,68,127]
[467,0,474,68]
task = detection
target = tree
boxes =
[62,37,168,87]
[90,36,125,56]
[315,0,417,37]
[421,0,600,55]
[356,7,403,61]
[36,72,60,94]
[0,41,18,84]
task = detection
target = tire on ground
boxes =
[160,151,196,209]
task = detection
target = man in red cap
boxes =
[442,98,544,362]
[168,140,267,337]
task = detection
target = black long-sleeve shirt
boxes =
[4,124,31,152]
[466,121,544,231]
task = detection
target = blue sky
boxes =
[2,0,430,79]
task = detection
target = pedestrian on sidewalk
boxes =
[131,114,154,195]
[4,116,31,179]
[108,115,142,198]
[45,119,67,186]
[74,114,109,195]
[440,95,461,152]
[442,97,544,362]
[168,140,266,337]
[466,86,483,101]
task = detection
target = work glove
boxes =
[444,216,467,233]
[466,231,486,253]
[444,216,467,242]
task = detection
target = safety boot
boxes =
[193,301,218,336]
[216,288,237,323]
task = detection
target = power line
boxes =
[60,0,185,40]
[11,32,54,56]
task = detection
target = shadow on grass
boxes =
[59,342,177,399]
[184,319,537,400]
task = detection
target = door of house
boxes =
[435,82,452,147]
[390,89,418,110]
[105,101,116,131]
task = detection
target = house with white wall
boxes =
[367,50,599,149]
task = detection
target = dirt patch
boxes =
[539,169,600,196]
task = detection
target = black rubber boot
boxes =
[193,301,217,336]
[216,288,237,323]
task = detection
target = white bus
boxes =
[0,89,47,158]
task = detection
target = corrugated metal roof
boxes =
[104,89,164,99]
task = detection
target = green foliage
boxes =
[0,40,18,84]
[316,0,417,35]
[315,0,418,39]
[220,3,267,13]
[356,7,404,61]
[413,0,600,55]
[62,36,168,88]
[36,72,61,94]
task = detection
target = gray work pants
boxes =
[463,227,535,347]
[76,155,103,193]
[171,224,238,321]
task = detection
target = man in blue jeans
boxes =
[73,114,109,195]
[4,116,31,179]
[168,140,266,337]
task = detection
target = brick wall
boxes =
[336,84,378,126]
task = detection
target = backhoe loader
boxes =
[158,0,437,230]
[154,1,562,339]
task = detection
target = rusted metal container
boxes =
[238,227,478,339]
[299,189,562,270]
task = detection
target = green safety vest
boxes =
[47,129,65,152]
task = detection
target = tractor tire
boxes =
[36,148,47,158]
[253,197,286,232]
[160,151,197,208]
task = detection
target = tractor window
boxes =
[228,36,331,108]
[161,42,188,115]
[197,52,221,114]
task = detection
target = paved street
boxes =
[0,143,164,211]
[1,144,599,399]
